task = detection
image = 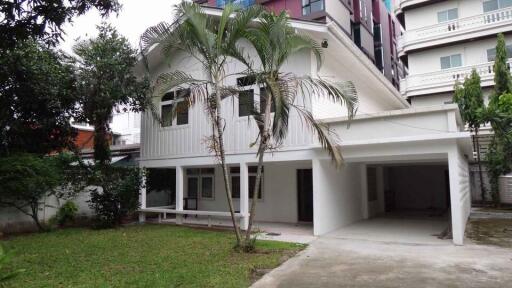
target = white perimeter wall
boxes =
[312,159,364,235]
[184,161,311,223]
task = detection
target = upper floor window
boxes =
[487,44,512,61]
[237,76,274,117]
[302,0,324,16]
[437,8,458,23]
[440,54,462,69]
[483,0,512,12]
[161,89,190,127]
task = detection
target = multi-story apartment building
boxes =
[396,0,512,202]
[197,0,406,89]
[396,0,512,106]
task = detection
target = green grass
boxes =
[1,224,304,288]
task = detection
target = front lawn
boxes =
[1,224,304,287]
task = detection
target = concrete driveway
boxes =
[252,235,512,288]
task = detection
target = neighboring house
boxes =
[136,5,472,245]
[395,0,512,201]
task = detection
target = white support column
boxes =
[176,166,184,225]
[448,149,464,245]
[138,172,147,223]
[239,162,249,230]
[361,164,369,219]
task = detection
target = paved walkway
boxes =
[252,219,512,288]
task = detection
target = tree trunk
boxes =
[93,117,111,165]
[30,203,46,232]
[244,82,273,248]
[474,128,487,203]
[213,82,242,246]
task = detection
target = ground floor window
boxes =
[230,166,263,200]
[186,168,215,200]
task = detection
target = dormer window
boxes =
[161,89,190,127]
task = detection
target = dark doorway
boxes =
[297,169,313,222]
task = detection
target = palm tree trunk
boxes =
[244,85,273,247]
[474,127,487,203]
[213,82,242,245]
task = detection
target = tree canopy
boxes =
[0,0,120,50]
[0,40,78,156]
[74,23,148,164]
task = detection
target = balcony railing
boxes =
[398,6,512,52]
[400,59,512,96]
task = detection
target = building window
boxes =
[186,168,215,200]
[437,8,458,23]
[359,0,368,22]
[483,0,512,12]
[302,0,324,16]
[237,76,272,117]
[230,166,263,200]
[440,54,462,70]
[161,89,190,127]
[487,45,512,61]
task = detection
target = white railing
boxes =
[401,59,512,95]
[399,6,512,51]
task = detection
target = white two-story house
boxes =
[137,7,472,245]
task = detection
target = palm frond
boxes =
[291,104,344,166]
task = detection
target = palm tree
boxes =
[237,11,358,249]
[141,2,264,246]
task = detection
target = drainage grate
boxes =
[266,232,281,236]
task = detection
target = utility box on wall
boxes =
[500,173,512,204]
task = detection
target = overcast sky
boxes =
[60,0,182,54]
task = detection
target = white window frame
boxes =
[483,0,512,13]
[440,54,463,70]
[186,168,215,200]
[237,77,271,117]
[230,166,264,201]
[437,8,458,23]
[160,89,189,127]
[486,44,512,61]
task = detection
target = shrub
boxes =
[88,166,143,228]
[55,201,79,226]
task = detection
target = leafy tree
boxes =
[238,11,358,249]
[0,40,78,156]
[141,2,263,246]
[0,0,120,50]
[453,70,487,201]
[74,24,149,164]
[0,153,77,231]
[490,33,512,107]
[485,34,512,206]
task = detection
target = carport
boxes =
[314,105,472,245]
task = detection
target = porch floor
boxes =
[148,215,315,244]
[327,214,451,245]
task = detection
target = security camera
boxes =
[321,39,328,48]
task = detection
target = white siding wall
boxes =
[141,46,315,160]
[313,159,364,235]
[325,0,352,34]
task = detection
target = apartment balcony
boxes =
[398,6,512,56]
[400,59,512,97]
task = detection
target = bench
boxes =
[139,208,247,227]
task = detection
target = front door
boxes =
[297,169,313,222]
